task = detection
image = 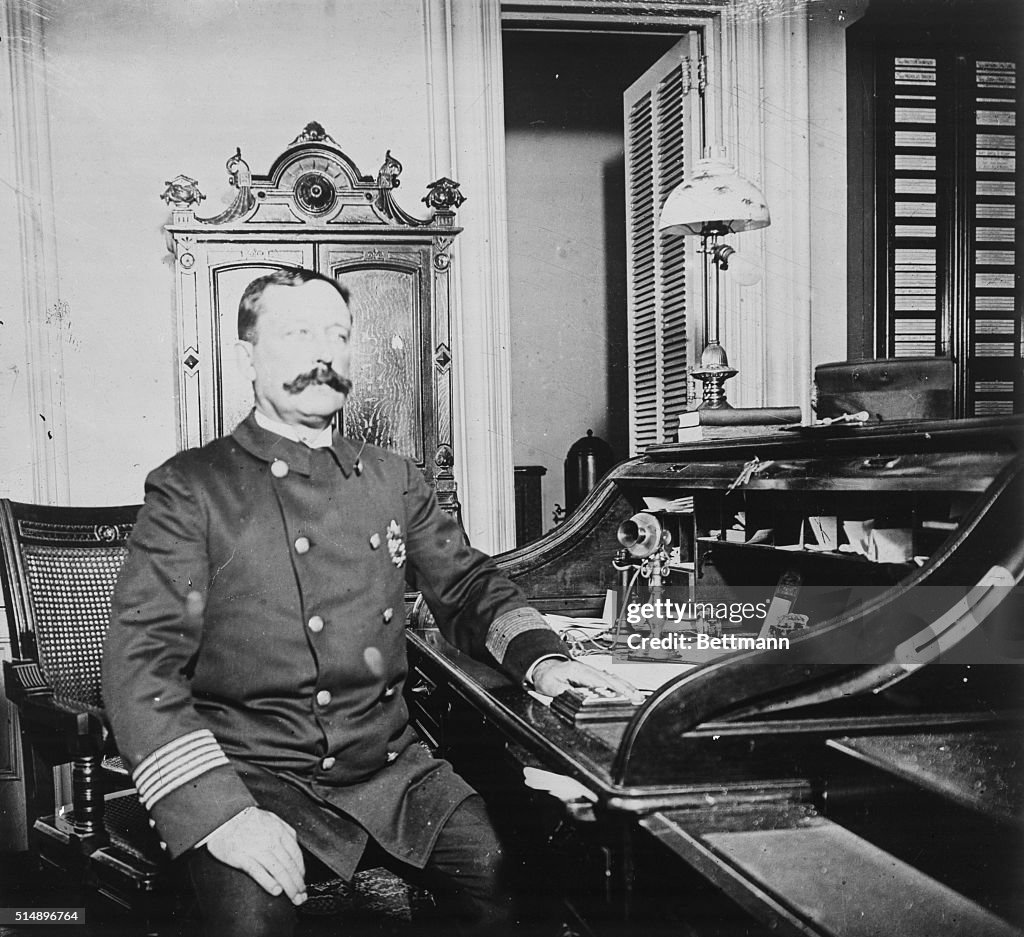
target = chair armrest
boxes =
[3,658,52,705]
[5,659,107,761]
[17,697,108,763]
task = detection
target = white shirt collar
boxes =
[253,408,335,449]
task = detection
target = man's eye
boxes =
[327,330,350,343]
[286,328,312,338]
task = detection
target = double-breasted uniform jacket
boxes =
[102,413,566,878]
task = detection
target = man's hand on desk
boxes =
[205,806,307,905]
[530,658,643,704]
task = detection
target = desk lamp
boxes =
[659,158,770,409]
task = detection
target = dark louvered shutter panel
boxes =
[882,56,942,360]
[877,51,1020,415]
[628,92,659,450]
[625,36,700,454]
[658,66,689,442]
[971,58,1018,416]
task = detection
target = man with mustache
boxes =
[102,268,635,936]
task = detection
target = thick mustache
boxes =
[283,363,352,395]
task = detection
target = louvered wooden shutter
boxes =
[625,35,701,453]
[876,50,1021,416]
[971,58,1018,415]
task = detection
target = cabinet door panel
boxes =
[324,254,433,467]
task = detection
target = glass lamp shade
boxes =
[659,159,771,236]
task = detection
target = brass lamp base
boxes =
[692,341,737,409]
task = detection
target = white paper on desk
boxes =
[523,767,598,803]
[577,653,694,693]
[543,614,612,636]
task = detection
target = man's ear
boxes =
[234,340,256,383]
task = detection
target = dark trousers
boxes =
[186,795,513,937]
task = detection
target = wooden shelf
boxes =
[696,537,915,571]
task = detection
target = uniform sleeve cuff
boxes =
[485,607,568,683]
[146,762,257,858]
[133,729,231,810]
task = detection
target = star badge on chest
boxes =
[386,520,406,568]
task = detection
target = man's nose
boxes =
[315,350,347,373]
[314,355,336,373]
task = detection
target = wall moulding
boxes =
[501,0,731,29]
[3,1,70,504]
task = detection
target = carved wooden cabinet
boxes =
[162,122,465,516]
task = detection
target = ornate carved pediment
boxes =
[163,121,464,229]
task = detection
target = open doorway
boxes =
[503,30,679,540]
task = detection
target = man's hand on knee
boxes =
[205,806,307,905]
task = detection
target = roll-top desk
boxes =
[405,416,1024,936]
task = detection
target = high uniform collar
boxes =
[253,409,334,448]
[232,410,363,478]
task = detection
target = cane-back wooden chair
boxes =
[0,498,169,911]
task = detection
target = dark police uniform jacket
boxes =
[102,413,566,879]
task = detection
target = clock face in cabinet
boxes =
[280,157,350,216]
[294,171,337,215]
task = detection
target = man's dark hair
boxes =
[237,268,351,342]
